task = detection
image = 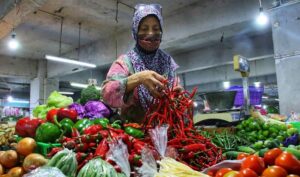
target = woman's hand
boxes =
[137,70,166,98]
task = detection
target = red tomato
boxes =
[263,148,283,166]
[237,153,249,160]
[223,171,242,177]
[275,152,300,175]
[239,168,258,177]
[286,175,300,177]
[215,168,233,177]
[261,165,287,177]
[207,169,215,176]
[241,155,265,175]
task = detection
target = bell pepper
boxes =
[15,117,45,137]
[83,125,102,135]
[125,126,144,138]
[111,120,122,129]
[74,118,93,133]
[57,108,78,122]
[93,118,109,128]
[59,118,74,136]
[35,122,61,143]
[46,108,58,123]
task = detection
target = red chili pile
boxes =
[143,82,224,171]
[48,125,158,173]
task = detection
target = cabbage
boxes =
[68,103,85,118]
[47,91,73,108]
[33,104,55,119]
[84,101,111,119]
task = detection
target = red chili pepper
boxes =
[47,147,63,158]
[182,144,206,152]
[71,127,81,137]
[133,140,145,154]
[77,153,93,171]
[76,152,88,163]
[99,130,109,138]
[57,108,78,122]
[88,142,97,148]
[83,125,102,135]
[15,117,45,137]
[114,165,122,173]
[94,138,109,158]
[75,143,89,152]
[63,140,76,149]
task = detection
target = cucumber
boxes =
[223,151,241,159]
[237,146,256,154]
[285,147,300,160]
[258,148,269,157]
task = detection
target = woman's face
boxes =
[138,16,161,35]
[137,16,162,52]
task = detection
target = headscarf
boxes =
[127,4,179,110]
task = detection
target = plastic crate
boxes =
[36,142,61,157]
[228,86,264,107]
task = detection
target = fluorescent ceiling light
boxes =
[254,82,261,88]
[7,96,13,102]
[193,101,198,107]
[70,82,101,90]
[262,96,268,99]
[223,81,230,89]
[45,55,96,68]
[10,100,29,104]
[256,11,268,26]
[59,91,74,95]
[8,33,19,50]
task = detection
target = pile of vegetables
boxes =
[79,85,101,105]
[143,81,223,171]
[208,148,300,177]
[0,137,48,176]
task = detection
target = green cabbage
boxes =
[47,91,73,108]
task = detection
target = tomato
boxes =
[261,165,287,177]
[223,171,242,177]
[239,168,258,177]
[286,175,300,177]
[207,169,215,176]
[275,152,300,175]
[241,155,265,175]
[237,153,249,160]
[263,148,283,166]
[215,168,233,177]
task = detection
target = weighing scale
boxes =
[194,55,251,127]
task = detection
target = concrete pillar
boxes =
[270,2,300,114]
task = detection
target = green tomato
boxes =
[262,130,269,137]
[253,141,264,150]
[276,135,285,142]
[262,124,269,130]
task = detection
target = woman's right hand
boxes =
[136,70,166,98]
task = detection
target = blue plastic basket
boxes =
[228,86,264,107]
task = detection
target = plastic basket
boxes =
[228,86,264,107]
[36,142,61,157]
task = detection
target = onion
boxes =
[0,164,3,175]
[7,167,24,177]
[0,150,18,168]
[23,153,48,172]
[16,138,37,156]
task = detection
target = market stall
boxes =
[0,83,299,177]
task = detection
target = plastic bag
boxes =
[23,166,66,177]
[77,157,118,177]
[106,139,131,177]
[138,147,158,177]
[201,159,244,174]
[47,148,78,177]
[149,124,169,157]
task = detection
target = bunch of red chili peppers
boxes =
[143,82,224,171]
[48,125,158,173]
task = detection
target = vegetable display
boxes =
[15,117,45,138]
[80,85,101,105]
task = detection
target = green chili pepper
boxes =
[111,120,122,129]
[74,118,93,133]
[93,118,109,128]
[125,127,144,138]
[60,118,74,136]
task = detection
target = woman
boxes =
[102,4,181,123]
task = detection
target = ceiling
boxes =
[0,0,200,60]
